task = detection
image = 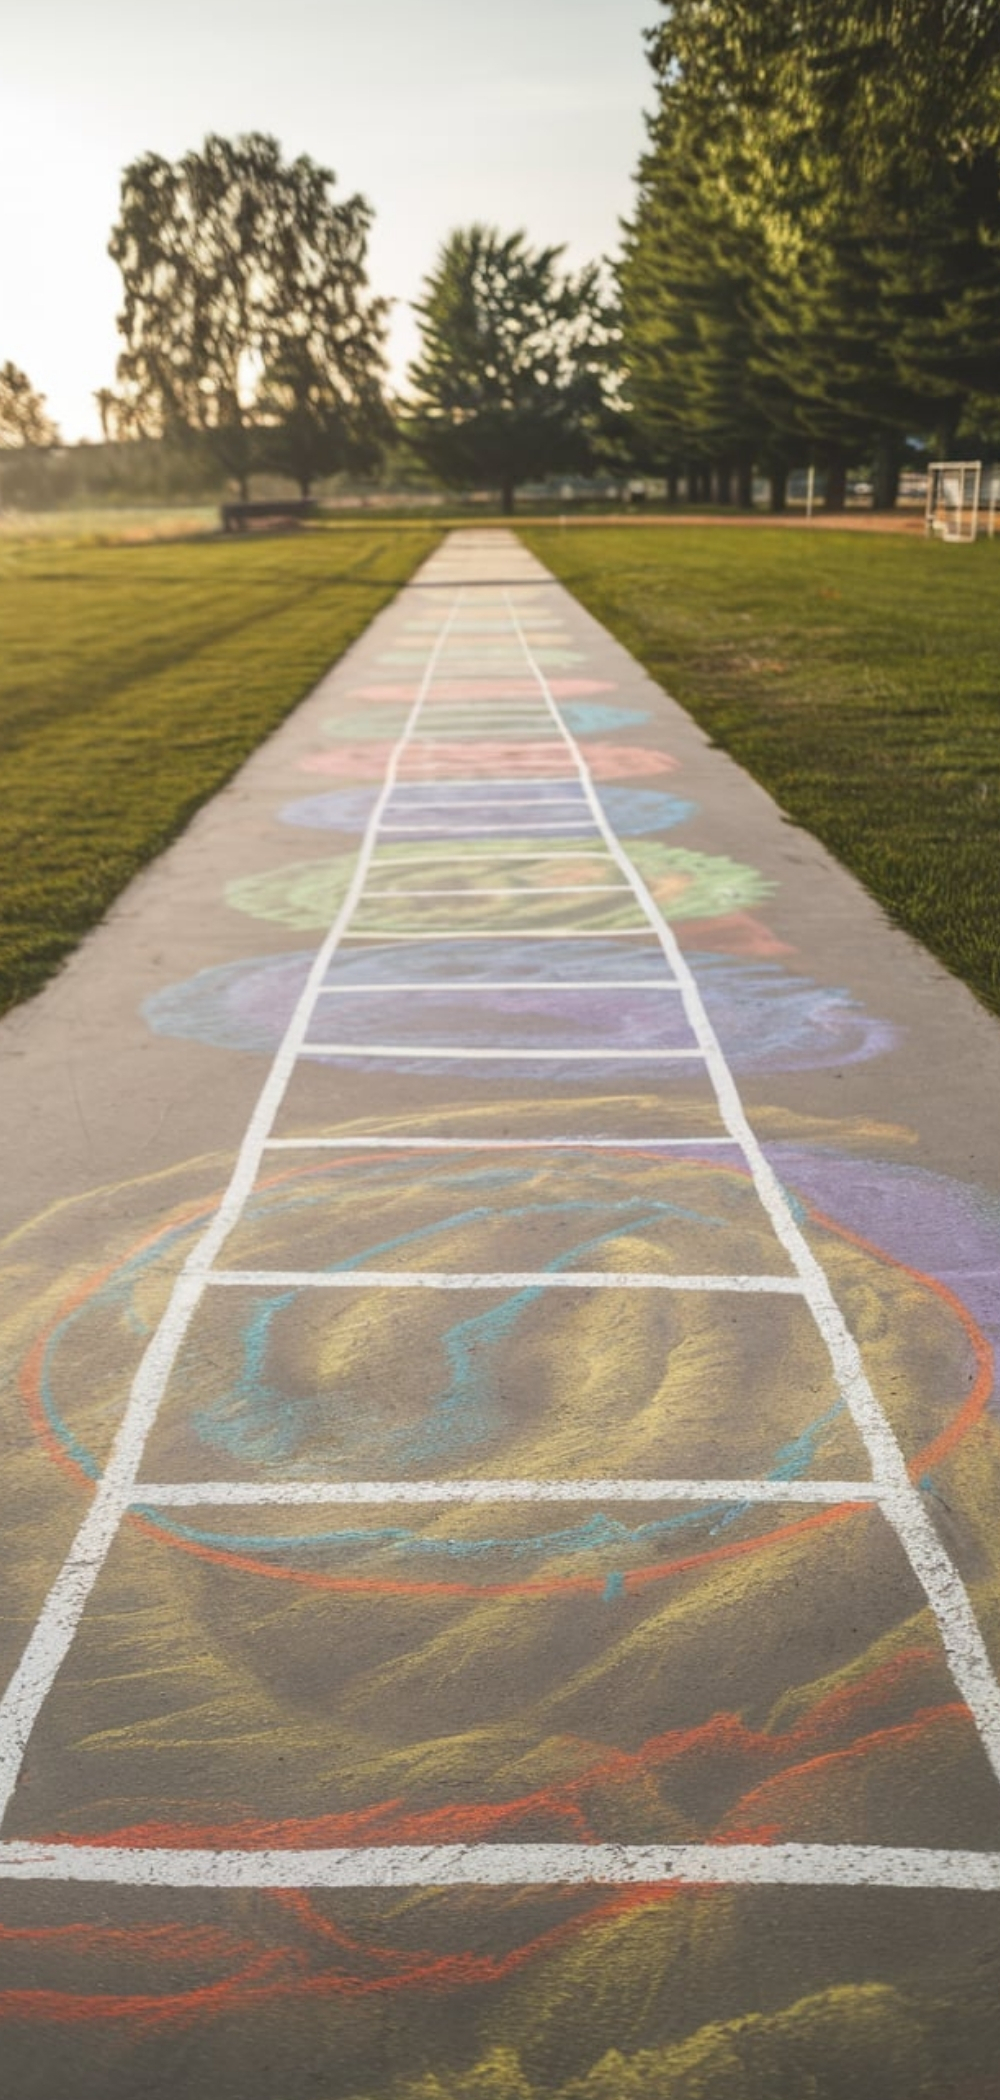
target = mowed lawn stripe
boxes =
[0,526,441,1014]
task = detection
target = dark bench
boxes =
[220,498,317,533]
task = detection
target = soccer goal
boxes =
[925,460,982,542]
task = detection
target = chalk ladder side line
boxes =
[504,580,1000,1793]
[0,575,468,1832]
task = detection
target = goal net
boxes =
[926,460,982,542]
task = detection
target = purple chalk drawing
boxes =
[279,786,698,838]
[143,943,897,1077]
[688,953,899,1071]
[143,954,315,1057]
[765,1145,1000,1416]
[280,789,380,834]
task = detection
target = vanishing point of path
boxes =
[1,529,1000,2094]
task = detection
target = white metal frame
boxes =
[926,460,982,542]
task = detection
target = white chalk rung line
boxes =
[1,543,999,1895]
[388,777,588,790]
[363,887,632,897]
[338,930,663,941]
[130,1477,880,1508]
[262,1136,736,1150]
[296,1045,704,1064]
[367,852,618,864]
[314,981,683,993]
[201,1270,805,1294]
[1,1842,999,1891]
[373,831,596,839]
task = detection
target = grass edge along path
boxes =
[0,526,442,1017]
[519,523,1000,1020]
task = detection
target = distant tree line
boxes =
[6,12,1000,519]
[619,0,1000,508]
[2,134,623,516]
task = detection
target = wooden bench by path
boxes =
[220,498,317,533]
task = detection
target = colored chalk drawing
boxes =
[599,786,698,835]
[319,707,411,739]
[376,646,586,668]
[224,843,770,933]
[300,740,412,781]
[1,1133,998,2050]
[315,702,649,742]
[630,841,774,919]
[560,702,649,734]
[280,785,698,839]
[144,944,898,1077]
[278,787,380,835]
[345,677,619,702]
[301,741,680,782]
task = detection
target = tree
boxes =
[406,226,620,513]
[621,0,1000,509]
[255,176,391,497]
[620,2,799,507]
[108,134,390,498]
[844,1,1000,463]
[732,1,1000,500]
[620,148,769,505]
[0,362,59,448]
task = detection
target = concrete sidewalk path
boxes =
[1,528,1000,2096]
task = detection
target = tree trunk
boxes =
[737,458,754,509]
[501,477,516,516]
[299,472,312,500]
[769,464,788,514]
[872,438,901,511]
[825,455,848,513]
[666,466,680,505]
[711,462,732,505]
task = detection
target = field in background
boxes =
[0,524,441,1015]
[0,506,221,544]
[0,499,933,541]
[519,524,1000,1017]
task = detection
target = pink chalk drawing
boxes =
[301,742,679,783]
[346,679,620,703]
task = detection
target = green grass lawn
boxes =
[519,524,1000,1018]
[0,524,441,1015]
[0,505,221,544]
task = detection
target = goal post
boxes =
[926,460,982,542]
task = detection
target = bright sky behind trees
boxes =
[1,0,654,440]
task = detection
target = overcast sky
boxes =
[1,0,657,441]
